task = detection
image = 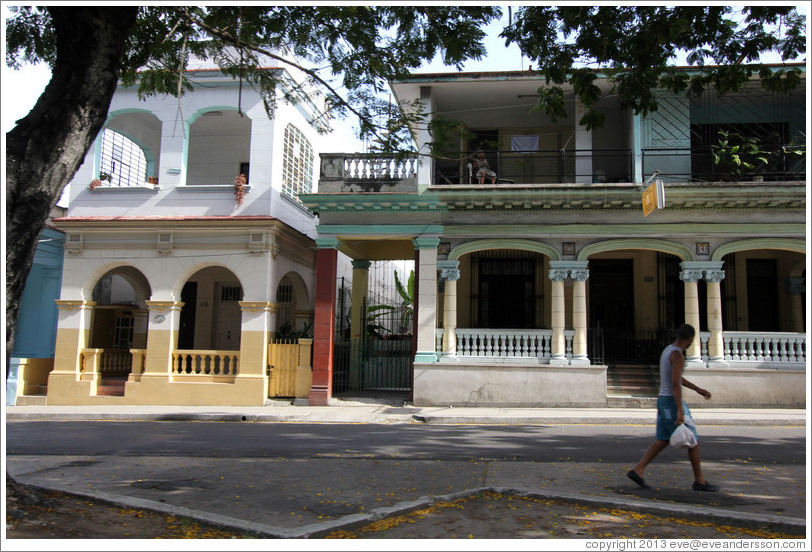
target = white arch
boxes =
[448,239,561,261]
[578,239,694,261]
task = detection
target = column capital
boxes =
[351,260,372,270]
[413,237,440,250]
[548,260,589,281]
[239,301,277,313]
[315,237,341,250]
[145,300,184,311]
[437,260,460,281]
[704,270,726,283]
[440,268,460,282]
[55,299,97,312]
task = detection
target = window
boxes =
[282,124,314,202]
[276,284,293,303]
[114,316,134,350]
[99,129,148,187]
[220,285,243,302]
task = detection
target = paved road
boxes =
[6,420,807,537]
[5,420,806,463]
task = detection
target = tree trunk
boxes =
[5,7,138,375]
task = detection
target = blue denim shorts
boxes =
[656,396,698,442]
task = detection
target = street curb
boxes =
[15,479,806,539]
[6,412,806,426]
[412,415,806,426]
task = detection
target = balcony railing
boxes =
[434,149,633,186]
[642,146,806,182]
[319,153,419,193]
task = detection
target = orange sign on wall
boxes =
[643,179,665,217]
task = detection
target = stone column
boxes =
[679,262,704,367]
[309,239,339,406]
[704,265,727,366]
[414,237,440,362]
[52,300,97,376]
[570,263,590,366]
[548,265,569,366]
[349,260,371,387]
[438,260,460,357]
[143,300,184,377]
[238,301,276,379]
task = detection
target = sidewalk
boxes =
[5,400,807,426]
[5,402,808,539]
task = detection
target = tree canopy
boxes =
[501,5,805,129]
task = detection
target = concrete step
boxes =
[15,395,48,406]
[607,396,658,408]
[97,378,126,397]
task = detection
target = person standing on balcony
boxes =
[627,323,720,492]
[468,149,497,184]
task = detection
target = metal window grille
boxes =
[114,316,134,349]
[99,129,148,187]
[276,284,293,302]
[282,124,313,203]
[220,285,242,302]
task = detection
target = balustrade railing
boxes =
[342,153,419,181]
[722,332,806,364]
[435,329,575,360]
[172,350,240,376]
[435,329,804,367]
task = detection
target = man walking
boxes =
[627,323,720,492]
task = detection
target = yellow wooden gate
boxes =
[267,340,299,397]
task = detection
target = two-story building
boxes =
[43,66,350,406]
[301,65,806,408]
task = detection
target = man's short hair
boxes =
[676,323,696,340]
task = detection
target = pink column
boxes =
[309,246,338,406]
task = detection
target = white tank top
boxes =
[658,344,683,397]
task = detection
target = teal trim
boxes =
[317,224,444,235]
[315,237,341,249]
[578,239,694,261]
[414,352,439,363]
[449,239,561,261]
[712,238,805,261]
[414,237,441,250]
[632,114,643,184]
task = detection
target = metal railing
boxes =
[642,146,806,182]
[434,149,633,185]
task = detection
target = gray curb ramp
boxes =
[14,478,806,539]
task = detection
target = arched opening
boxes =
[187,110,252,186]
[91,267,151,350]
[275,272,311,338]
[178,267,244,350]
[101,111,162,185]
[89,267,151,395]
[587,249,689,364]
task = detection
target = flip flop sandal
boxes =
[627,470,651,489]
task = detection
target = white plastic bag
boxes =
[669,423,697,449]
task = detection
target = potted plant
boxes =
[711,130,770,182]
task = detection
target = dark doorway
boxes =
[178,281,197,350]
[478,258,535,329]
[746,259,779,331]
[589,260,635,330]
